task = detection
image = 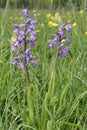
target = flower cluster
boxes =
[49,23,72,58]
[11,9,38,69]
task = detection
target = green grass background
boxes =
[0,3,87,130]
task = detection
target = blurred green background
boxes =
[0,0,85,10]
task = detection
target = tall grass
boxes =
[0,2,87,130]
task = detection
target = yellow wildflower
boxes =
[46,13,52,19]
[20,17,23,20]
[61,39,66,43]
[79,10,84,15]
[9,16,13,20]
[48,21,53,27]
[48,21,58,27]
[51,12,62,24]
[52,23,58,26]
[67,20,71,23]
[37,13,41,16]
[11,34,17,42]
[85,32,87,35]
[72,22,77,27]
[35,30,40,33]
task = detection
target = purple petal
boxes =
[19,31,25,35]
[29,35,36,42]
[26,18,32,24]
[19,24,25,28]
[13,29,19,35]
[53,36,59,44]
[25,48,31,53]
[61,47,68,58]
[33,62,38,67]
[49,43,54,48]
[23,9,29,18]
[12,46,18,51]
[28,25,35,32]
[18,35,25,41]
[66,37,71,44]
[30,31,38,35]
[13,59,24,69]
[65,24,72,33]
[30,42,35,48]
[14,24,19,29]
[30,20,38,24]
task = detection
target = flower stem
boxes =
[43,47,59,127]
[48,46,59,97]
[23,34,34,123]
[23,61,30,88]
[53,45,59,73]
[23,28,30,89]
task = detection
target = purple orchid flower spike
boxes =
[11,9,39,88]
[49,23,72,58]
[11,9,38,70]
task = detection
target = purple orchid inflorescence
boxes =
[11,9,38,69]
[49,23,72,58]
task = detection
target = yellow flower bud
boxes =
[61,39,66,43]
[36,30,40,32]
[20,17,23,20]
[85,32,87,35]
[9,16,13,20]
[72,23,77,27]
[11,35,17,42]
[67,20,71,23]
[46,13,52,19]
[79,10,84,15]
[48,21,58,27]
[37,13,41,16]
[48,21,53,27]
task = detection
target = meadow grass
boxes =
[0,7,87,130]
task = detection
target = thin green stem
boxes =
[43,47,59,128]
[48,46,59,97]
